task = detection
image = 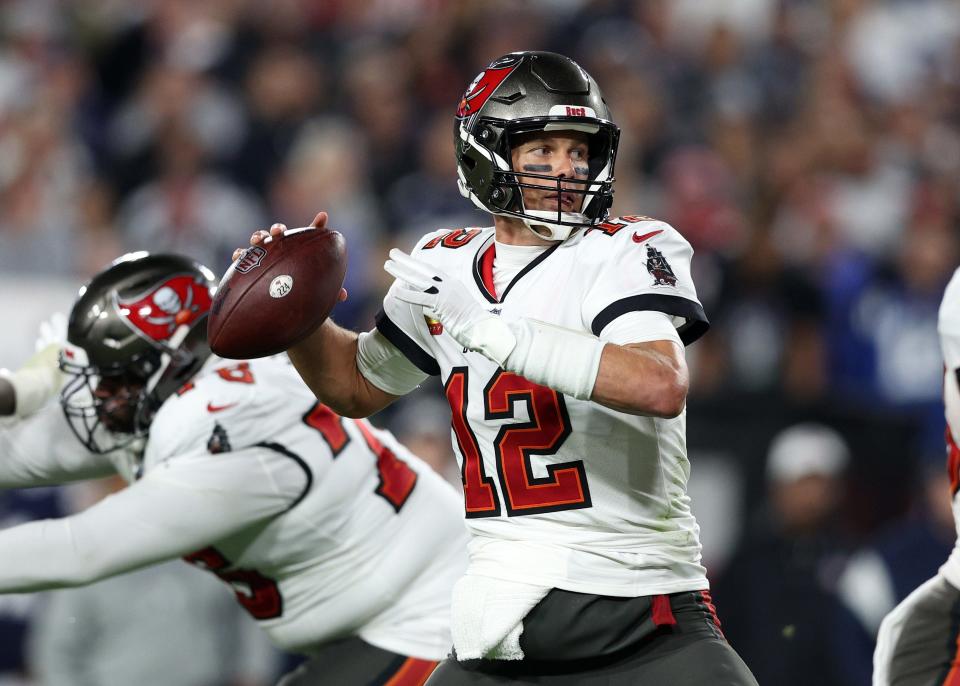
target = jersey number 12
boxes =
[446,368,591,517]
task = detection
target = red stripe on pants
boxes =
[651,594,677,626]
[942,630,960,685]
[384,657,439,686]
[700,590,725,638]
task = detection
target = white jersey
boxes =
[938,267,960,589]
[377,218,710,597]
[0,356,468,659]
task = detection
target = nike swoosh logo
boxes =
[632,229,663,244]
[207,402,237,413]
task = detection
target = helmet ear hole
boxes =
[490,186,512,210]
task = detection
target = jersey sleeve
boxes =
[581,220,709,346]
[0,402,115,487]
[0,445,306,592]
[356,329,429,396]
[374,231,447,377]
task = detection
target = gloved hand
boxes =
[0,313,68,417]
[384,250,604,400]
[36,312,67,353]
[384,249,517,365]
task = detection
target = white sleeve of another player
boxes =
[939,268,960,439]
[357,329,429,396]
[0,402,115,487]
[0,446,307,592]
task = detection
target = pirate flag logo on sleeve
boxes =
[646,245,677,287]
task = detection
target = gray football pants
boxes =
[426,589,758,685]
[277,636,438,685]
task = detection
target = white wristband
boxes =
[503,319,605,400]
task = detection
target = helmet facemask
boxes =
[59,345,160,454]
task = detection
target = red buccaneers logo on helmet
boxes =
[456,54,522,119]
[117,275,213,342]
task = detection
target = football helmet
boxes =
[59,252,216,453]
[454,51,620,241]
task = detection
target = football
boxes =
[208,227,347,359]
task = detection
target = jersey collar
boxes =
[471,234,561,304]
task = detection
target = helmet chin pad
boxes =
[521,210,587,241]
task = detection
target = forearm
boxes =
[0,448,301,593]
[591,341,688,417]
[287,320,398,418]
[0,404,116,488]
[497,318,687,417]
[0,519,107,590]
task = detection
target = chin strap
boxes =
[520,210,586,242]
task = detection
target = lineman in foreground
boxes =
[0,251,468,686]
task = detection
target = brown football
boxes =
[208,227,347,359]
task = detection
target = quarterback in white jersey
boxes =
[0,253,467,686]
[874,267,960,686]
[377,217,708,597]
[245,51,756,685]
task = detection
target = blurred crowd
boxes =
[2,0,960,683]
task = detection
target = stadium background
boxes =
[0,0,958,684]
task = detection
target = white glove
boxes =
[36,312,67,352]
[383,250,605,400]
[384,249,518,365]
[0,313,68,418]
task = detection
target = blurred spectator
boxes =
[117,119,265,275]
[269,116,385,327]
[707,230,827,398]
[230,45,325,196]
[387,111,478,244]
[712,423,853,686]
[823,208,957,431]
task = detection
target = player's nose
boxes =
[554,153,578,179]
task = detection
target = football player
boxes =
[873,267,960,686]
[242,51,757,684]
[0,252,468,686]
